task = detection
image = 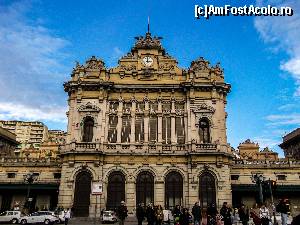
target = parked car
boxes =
[102,210,117,223]
[0,211,21,224]
[54,211,65,223]
[19,211,59,224]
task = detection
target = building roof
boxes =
[0,127,19,145]
[279,128,300,148]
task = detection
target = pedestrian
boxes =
[156,205,163,225]
[277,199,290,225]
[136,203,145,225]
[179,208,190,225]
[192,202,202,225]
[64,208,71,225]
[250,203,260,225]
[259,203,270,225]
[238,204,249,225]
[207,203,218,225]
[117,201,128,225]
[220,202,232,225]
[146,203,155,225]
[173,205,182,225]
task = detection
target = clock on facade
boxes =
[142,56,153,67]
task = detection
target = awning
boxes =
[0,183,59,190]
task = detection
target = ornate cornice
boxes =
[191,103,215,113]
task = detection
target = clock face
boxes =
[142,56,153,67]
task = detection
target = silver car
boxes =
[0,211,21,224]
[19,211,59,224]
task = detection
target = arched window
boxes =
[106,171,125,210]
[165,171,183,210]
[136,171,154,207]
[199,118,210,143]
[82,117,94,142]
[199,172,216,208]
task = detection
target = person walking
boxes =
[238,204,249,225]
[117,201,128,225]
[136,203,145,225]
[277,199,290,225]
[207,203,218,225]
[220,202,232,225]
[146,203,155,225]
[64,208,71,225]
[192,202,202,225]
[179,208,190,225]
[173,205,182,225]
[259,203,270,225]
[156,205,163,225]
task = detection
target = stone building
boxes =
[0,31,300,217]
[0,121,49,150]
[60,31,232,216]
[0,127,19,157]
[279,128,300,160]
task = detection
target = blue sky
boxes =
[0,0,299,156]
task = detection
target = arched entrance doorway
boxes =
[199,172,216,208]
[165,171,183,209]
[136,171,154,207]
[106,171,125,210]
[73,170,92,217]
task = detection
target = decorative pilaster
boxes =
[130,100,136,144]
[117,100,123,143]
[157,99,162,143]
[171,99,176,144]
[144,99,149,143]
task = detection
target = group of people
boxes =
[136,203,164,225]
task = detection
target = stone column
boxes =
[186,97,192,144]
[155,181,164,207]
[157,100,162,143]
[101,99,108,143]
[144,100,149,143]
[117,101,123,143]
[126,181,135,213]
[130,101,136,144]
[171,100,176,144]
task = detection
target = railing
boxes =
[232,159,300,167]
[0,157,61,166]
[59,142,222,154]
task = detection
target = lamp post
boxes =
[23,173,37,213]
[251,174,264,204]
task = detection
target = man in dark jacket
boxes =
[136,203,145,225]
[179,208,190,225]
[220,202,232,225]
[146,203,155,225]
[238,204,249,225]
[117,201,128,225]
[192,202,202,225]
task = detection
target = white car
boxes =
[54,211,65,223]
[102,210,117,223]
[19,211,59,224]
[0,211,21,224]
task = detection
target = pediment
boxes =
[192,103,215,113]
[78,102,101,112]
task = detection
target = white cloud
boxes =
[0,2,69,125]
[255,0,300,96]
[0,102,67,123]
[266,114,300,126]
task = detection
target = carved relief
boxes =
[133,33,164,51]
[85,56,105,70]
[159,62,175,71]
[190,57,210,72]
[119,63,137,71]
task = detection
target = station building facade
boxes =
[0,32,300,217]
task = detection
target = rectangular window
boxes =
[54,173,61,179]
[231,175,239,180]
[121,116,131,143]
[176,117,185,144]
[162,116,171,144]
[123,102,131,113]
[277,175,286,180]
[108,115,118,143]
[149,116,158,142]
[135,116,144,142]
[109,102,118,113]
[7,173,16,178]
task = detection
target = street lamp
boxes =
[23,173,37,212]
[251,174,265,204]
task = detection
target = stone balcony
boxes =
[59,142,223,155]
[0,157,61,167]
[232,158,300,168]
